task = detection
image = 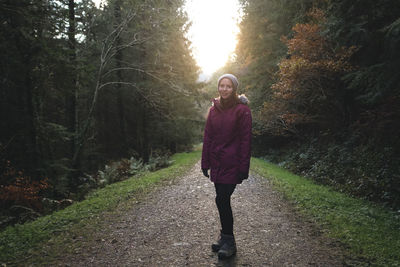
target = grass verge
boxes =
[251,157,400,266]
[0,150,201,265]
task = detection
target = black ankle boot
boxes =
[211,231,224,252]
[217,234,237,259]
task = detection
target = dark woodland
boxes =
[0,0,201,225]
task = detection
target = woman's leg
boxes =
[214,183,236,235]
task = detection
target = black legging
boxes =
[214,183,237,235]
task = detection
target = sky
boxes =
[184,0,241,79]
[93,0,242,80]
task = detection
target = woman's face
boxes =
[218,78,234,99]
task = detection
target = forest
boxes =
[221,0,400,209]
[1,0,400,229]
[0,0,202,226]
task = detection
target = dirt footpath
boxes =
[60,161,345,266]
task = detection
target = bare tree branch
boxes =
[72,5,190,166]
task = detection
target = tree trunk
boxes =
[141,106,150,163]
[24,67,41,179]
[67,0,79,186]
[114,0,127,156]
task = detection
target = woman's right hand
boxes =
[201,168,209,178]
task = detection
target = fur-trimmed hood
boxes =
[238,94,249,105]
[212,94,249,106]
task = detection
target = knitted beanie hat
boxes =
[217,74,239,91]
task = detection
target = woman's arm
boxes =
[201,108,213,170]
[238,106,252,175]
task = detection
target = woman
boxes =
[201,73,252,259]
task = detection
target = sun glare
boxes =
[93,0,103,8]
[92,0,241,79]
[184,0,241,79]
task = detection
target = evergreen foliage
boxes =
[0,0,200,221]
[235,0,400,208]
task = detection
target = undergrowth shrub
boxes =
[0,177,50,210]
[145,152,173,171]
[76,151,173,199]
[0,160,51,228]
[268,137,400,209]
[0,151,174,229]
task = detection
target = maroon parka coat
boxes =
[201,97,252,184]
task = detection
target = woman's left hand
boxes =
[238,172,248,181]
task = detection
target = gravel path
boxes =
[60,161,345,266]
